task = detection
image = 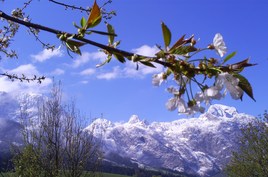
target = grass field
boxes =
[0,172,131,177]
[101,173,131,177]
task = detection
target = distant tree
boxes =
[0,0,256,115]
[225,111,268,177]
[12,83,102,177]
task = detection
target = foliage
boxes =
[12,83,102,177]
[0,0,256,115]
[225,111,268,177]
[13,144,42,177]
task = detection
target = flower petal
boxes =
[166,97,178,111]
[213,33,227,57]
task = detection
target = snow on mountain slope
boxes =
[0,92,257,176]
[0,91,42,150]
[0,91,42,121]
[85,104,257,177]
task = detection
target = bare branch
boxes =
[0,10,171,67]
[0,73,46,83]
[48,0,90,13]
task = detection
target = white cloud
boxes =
[80,80,89,84]
[10,64,39,75]
[123,61,163,78]
[72,51,106,68]
[91,45,164,80]
[0,64,52,94]
[97,66,121,80]
[132,45,159,57]
[31,46,63,62]
[79,68,96,76]
[75,45,162,80]
[50,68,65,76]
[124,45,163,78]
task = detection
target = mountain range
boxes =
[85,104,256,176]
[0,91,257,176]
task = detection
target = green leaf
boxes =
[223,51,236,64]
[172,45,197,55]
[66,42,82,55]
[140,61,156,68]
[169,34,186,52]
[73,22,80,29]
[67,40,86,47]
[86,0,102,29]
[114,53,126,63]
[89,30,116,36]
[161,22,171,49]
[65,40,86,55]
[106,23,115,45]
[233,73,256,101]
[80,17,87,28]
[96,54,112,67]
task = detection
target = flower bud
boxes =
[191,38,196,46]
[209,58,217,64]
[207,44,215,50]
[131,54,139,62]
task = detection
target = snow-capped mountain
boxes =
[0,91,42,121]
[0,91,42,151]
[0,91,257,176]
[85,104,257,177]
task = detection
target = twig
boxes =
[0,10,171,67]
[48,0,90,13]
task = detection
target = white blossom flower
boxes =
[23,17,30,22]
[185,104,205,115]
[175,75,189,85]
[166,86,180,94]
[195,86,223,105]
[152,72,165,86]
[215,72,243,100]
[213,33,227,57]
[166,96,186,113]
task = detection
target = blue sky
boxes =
[1,0,268,122]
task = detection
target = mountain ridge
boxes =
[85,104,256,176]
[0,92,257,176]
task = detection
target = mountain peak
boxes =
[206,104,238,118]
[128,115,141,124]
[91,104,256,176]
[127,115,149,127]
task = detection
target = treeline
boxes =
[99,160,189,177]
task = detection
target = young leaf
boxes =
[86,0,102,29]
[80,17,87,28]
[169,34,186,52]
[161,22,171,49]
[89,30,116,36]
[66,42,82,55]
[223,51,236,64]
[172,45,197,55]
[234,73,256,101]
[73,22,80,29]
[114,53,126,63]
[107,23,115,45]
[65,40,86,55]
[96,54,112,67]
[67,40,86,47]
[140,61,156,68]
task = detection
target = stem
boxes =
[48,0,90,13]
[189,48,209,58]
[0,10,171,67]
[189,80,194,100]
